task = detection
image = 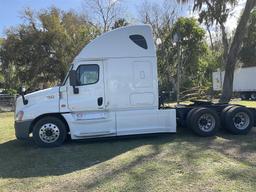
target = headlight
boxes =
[16,111,24,121]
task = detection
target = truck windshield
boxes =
[61,64,73,86]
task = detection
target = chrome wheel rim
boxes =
[233,112,250,130]
[39,123,60,143]
[198,113,216,132]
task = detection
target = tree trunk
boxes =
[206,23,214,50]
[220,0,256,103]
[220,23,229,65]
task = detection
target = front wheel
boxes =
[33,117,67,147]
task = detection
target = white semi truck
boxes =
[15,25,256,147]
[213,67,256,100]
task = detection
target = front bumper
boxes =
[15,120,33,140]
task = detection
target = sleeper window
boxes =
[129,34,148,49]
[77,65,99,85]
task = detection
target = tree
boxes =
[193,0,256,103]
[138,0,177,38]
[84,0,123,32]
[172,18,209,92]
[0,37,19,91]
[194,0,237,66]
[139,1,216,99]
[198,12,214,50]
[111,18,129,29]
[220,0,256,102]
[240,9,256,67]
[0,38,3,88]
[138,0,178,93]
[0,7,99,91]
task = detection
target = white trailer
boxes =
[213,67,256,100]
[15,25,256,147]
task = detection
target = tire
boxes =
[251,93,256,101]
[240,93,249,100]
[224,106,254,135]
[221,105,234,127]
[189,108,220,137]
[33,116,67,147]
[186,108,200,128]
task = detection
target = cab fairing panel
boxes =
[74,25,156,61]
[62,109,176,139]
[116,109,176,135]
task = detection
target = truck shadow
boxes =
[0,126,255,179]
[0,134,174,179]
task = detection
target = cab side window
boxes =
[77,65,99,85]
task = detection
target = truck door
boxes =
[66,61,116,138]
[67,61,105,112]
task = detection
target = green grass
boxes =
[231,100,256,108]
[1,105,256,192]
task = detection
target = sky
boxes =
[0,0,84,36]
[0,0,245,38]
[0,0,193,37]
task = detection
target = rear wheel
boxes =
[33,116,67,147]
[240,93,249,100]
[221,105,234,127]
[251,93,256,101]
[186,108,200,128]
[188,108,220,137]
[224,106,254,135]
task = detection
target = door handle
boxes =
[97,97,103,106]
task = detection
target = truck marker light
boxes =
[16,111,24,121]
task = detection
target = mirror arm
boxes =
[22,93,28,105]
[73,86,79,94]
[19,86,28,105]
